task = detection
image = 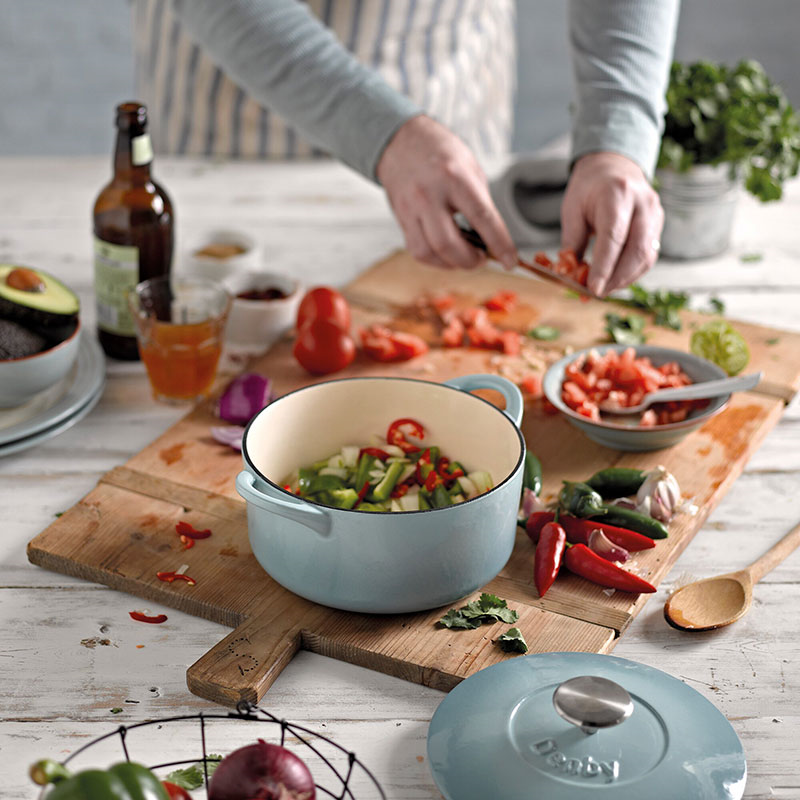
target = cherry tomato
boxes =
[293,317,356,374]
[296,286,351,331]
[162,781,192,800]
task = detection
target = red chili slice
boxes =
[179,534,194,550]
[424,470,442,492]
[359,447,392,460]
[354,480,370,508]
[175,521,212,539]
[156,571,197,586]
[386,418,425,453]
[129,610,168,624]
[391,483,410,499]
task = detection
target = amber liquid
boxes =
[139,319,223,401]
[93,104,173,360]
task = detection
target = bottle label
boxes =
[131,133,154,166]
[94,237,139,336]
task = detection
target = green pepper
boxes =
[584,467,645,498]
[30,760,169,800]
[431,484,452,508]
[327,487,359,509]
[306,473,346,494]
[558,481,607,518]
[591,504,669,540]
[369,460,405,502]
[522,452,543,496]
[353,453,375,491]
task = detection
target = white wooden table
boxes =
[1,156,799,799]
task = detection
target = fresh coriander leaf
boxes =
[740,252,763,263]
[617,284,689,331]
[54,511,65,518]
[165,756,223,790]
[564,289,581,300]
[766,337,780,345]
[708,297,726,314]
[438,609,481,629]
[527,325,560,341]
[476,592,505,611]
[492,607,520,624]
[110,707,123,714]
[497,628,529,654]
[604,313,646,345]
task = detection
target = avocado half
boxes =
[0,265,80,341]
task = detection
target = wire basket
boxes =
[39,701,385,799]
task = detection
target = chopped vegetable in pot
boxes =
[284,417,494,512]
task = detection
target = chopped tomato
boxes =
[441,316,465,347]
[501,330,521,355]
[520,372,542,398]
[534,252,553,267]
[360,325,428,362]
[484,290,518,312]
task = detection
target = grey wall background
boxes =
[1,1,799,157]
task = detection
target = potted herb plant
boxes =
[656,59,800,259]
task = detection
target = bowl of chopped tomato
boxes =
[542,345,729,451]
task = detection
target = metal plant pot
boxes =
[656,164,740,259]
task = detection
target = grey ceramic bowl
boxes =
[542,344,729,452]
[0,320,82,408]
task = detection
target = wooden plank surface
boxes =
[26,246,800,707]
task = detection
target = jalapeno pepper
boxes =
[564,544,656,593]
[30,760,170,800]
[584,467,646,498]
[526,512,656,552]
[559,481,607,518]
[386,417,425,453]
[590,505,669,540]
[534,520,566,598]
[522,452,543,496]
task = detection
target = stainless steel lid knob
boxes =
[553,675,634,735]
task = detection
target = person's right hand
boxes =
[376,114,517,271]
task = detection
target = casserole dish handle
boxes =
[444,374,523,427]
[236,470,332,537]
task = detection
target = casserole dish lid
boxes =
[427,652,745,799]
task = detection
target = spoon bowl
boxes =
[664,520,800,631]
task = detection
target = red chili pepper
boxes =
[359,447,392,460]
[156,571,196,586]
[437,457,464,482]
[129,610,168,624]
[179,534,194,550]
[424,470,442,492]
[526,512,655,552]
[564,544,656,593]
[386,417,425,453]
[353,480,370,508]
[391,483,410,499]
[534,521,567,598]
[175,520,212,539]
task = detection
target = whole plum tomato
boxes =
[293,317,356,375]
[162,782,192,800]
[296,286,351,332]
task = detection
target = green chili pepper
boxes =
[30,760,169,800]
[584,467,645,498]
[522,452,543,497]
[591,504,669,539]
[558,481,607,518]
[369,460,405,502]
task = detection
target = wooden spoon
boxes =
[664,520,800,631]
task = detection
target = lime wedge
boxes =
[690,320,750,376]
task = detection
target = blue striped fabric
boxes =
[131,0,515,163]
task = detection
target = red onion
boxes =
[216,373,272,425]
[208,740,315,800]
[588,528,630,563]
[210,426,244,451]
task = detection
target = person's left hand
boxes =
[560,152,664,297]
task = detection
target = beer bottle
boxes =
[93,102,174,360]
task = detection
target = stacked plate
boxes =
[0,332,105,457]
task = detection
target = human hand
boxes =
[376,115,517,270]
[561,152,664,296]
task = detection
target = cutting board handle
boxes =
[236,471,332,537]
[444,373,524,426]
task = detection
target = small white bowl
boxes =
[0,319,82,408]
[182,229,260,283]
[223,271,303,355]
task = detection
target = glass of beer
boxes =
[128,276,231,404]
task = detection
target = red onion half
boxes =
[216,373,273,425]
[208,739,315,800]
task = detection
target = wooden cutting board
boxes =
[28,251,800,707]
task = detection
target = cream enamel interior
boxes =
[244,378,523,492]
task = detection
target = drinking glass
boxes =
[128,276,231,404]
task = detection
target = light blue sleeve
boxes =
[169,0,422,180]
[568,0,680,178]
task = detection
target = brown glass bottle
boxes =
[93,102,174,360]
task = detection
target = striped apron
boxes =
[131,0,516,162]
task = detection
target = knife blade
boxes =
[457,223,594,298]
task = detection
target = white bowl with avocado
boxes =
[0,265,82,408]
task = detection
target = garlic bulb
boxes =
[636,465,681,523]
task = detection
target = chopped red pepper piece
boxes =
[437,457,464,482]
[386,418,425,453]
[359,447,392,460]
[354,480,370,508]
[175,521,212,539]
[129,610,168,624]
[179,534,194,550]
[156,571,197,586]
[424,470,442,492]
[391,483,410,499]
